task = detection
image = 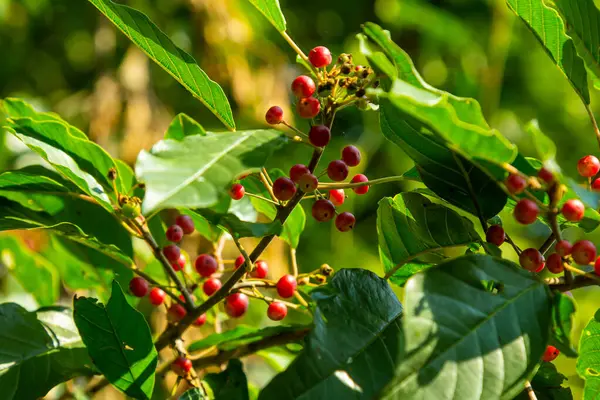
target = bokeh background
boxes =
[1,0,599,398]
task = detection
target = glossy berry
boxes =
[519,248,545,272]
[267,302,288,321]
[577,155,600,177]
[593,178,600,191]
[225,293,249,318]
[251,260,269,279]
[329,189,345,206]
[195,254,218,277]
[513,199,539,225]
[166,225,184,243]
[172,254,186,272]
[308,46,332,68]
[290,164,310,183]
[291,75,316,98]
[538,167,554,183]
[162,244,181,263]
[351,174,369,195]
[335,212,356,232]
[485,225,506,246]
[296,97,321,119]
[505,174,527,194]
[229,183,245,200]
[297,173,318,193]
[312,199,335,222]
[277,274,297,298]
[265,106,284,124]
[542,345,560,362]
[175,215,195,234]
[149,287,166,306]
[203,278,222,296]
[193,314,207,327]
[168,304,187,322]
[309,125,331,147]
[129,277,149,297]
[342,145,361,167]
[273,177,297,201]
[546,253,564,274]
[172,357,193,376]
[572,240,597,265]
[555,240,573,257]
[327,160,349,182]
[234,255,245,270]
[562,199,585,222]
[594,257,600,276]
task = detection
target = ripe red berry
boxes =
[172,357,192,376]
[267,302,288,321]
[265,106,284,124]
[505,174,527,194]
[297,173,318,193]
[193,314,207,327]
[290,164,310,183]
[351,174,369,195]
[593,178,600,191]
[594,257,600,276]
[172,254,186,272]
[556,240,573,257]
[335,212,356,232]
[195,254,218,277]
[329,189,345,206]
[225,293,249,318]
[519,248,545,272]
[166,225,184,243]
[342,145,361,167]
[546,253,564,274]
[168,304,187,322]
[308,46,332,68]
[513,199,539,225]
[296,97,321,119]
[312,199,336,222]
[291,75,316,98]
[277,274,297,298]
[251,260,269,279]
[162,244,181,263]
[129,277,149,297]
[203,278,222,296]
[229,183,245,200]
[148,287,166,305]
[561,199,585,222]
[327,160,349,182]
[578,155,600,177]
[538,167,554,183]
[234,255,245,269]
[485,225,506,246]
[572,240,597,265]
[175,215,195,234]
[273,177,297,201]
[542,345,560,362]
[308,125,331,147]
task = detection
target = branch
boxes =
[549,275,600,292]
[584,104,600,149]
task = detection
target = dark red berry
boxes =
[594,257,600,276]
[592,178,600,191]
[203,278,222,296]
[267,302,288,321]
[308,46,332,68]
[542,345,560,362]
[485,225,505,246]
[309,125,331,147]
[519,248,545,272]
[538,167,554,183]
[572,240,597,265]
[327,160,349,182]
[290,164,310,183]
[276,274,297,298]
[335,212,356,232]
[513,199,539,225]
[329,189,345,206]
[172,357,192,376]
[234,255,245,270]
[578,155,600,177]
[229,183,245,200]
[546,253,564,274]
[296,97,320,119]
[195,254,218,277]
[193,314,207,326]
[505,174,527,194]
[149,287,166,305]
[273,177,297,201]
[251,260,268,279]
[175,215,195,234]
[291,75,316,98]
[168,304,187,322]
[172,255,186,272]
[562,199,585,222]
[351,174,369,195]
[312,199,335,222]
[297,173,318,192]
[556,240,573,257]
[166,225,184,242]
[225,293,249,318]
[129,277,149,297]
[342,145,361,167]
[162,244,181,263]
[266,106,284,124]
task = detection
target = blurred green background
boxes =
[1,0,599,397]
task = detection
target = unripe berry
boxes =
[350,174,369,195]
[203,278,222,296]
[335,212,356,232]
[167,304,187,322]
[572,240,597,265]
[276,274,297,298]
[251,260,268,279]
[555,240,573,257]
[578,155,600,177]
[485,225,505,246]
[297,173,318,192]
[592,178,600,191]
[561,199,585,222]
[162,244,181,263]
[291,75,316,98]
[267,302,288,321]
[309,125,331,147]
[166,225,184,243]
[538,167,554,183]
[149,287,166,305]
[308,46,332,68]
[273,177,297,201]
[594,257,600,276]
[225,293,249,318]
[513,199,539,225]
[172,357,192,376]
[234,255,245,270]
[121,202,141,219]
[327,160,349,182]
[195,254,218,277]
[505,174,527,194]
[193,314,207,327]
[129,277,149,297]
[519,248,545,272]
[229,183,245,200]
[265,106,284,124]
[172,254,186,272]
[329,189,345,206]
[542,345,560,362]
[175,215,195,234]
[290,164,310,183]
[296,97,320,119]
[312,199,335,222]
[546,253,564,274]
[342,145,361,167]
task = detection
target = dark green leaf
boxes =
[550,293,577,358]
[164,113,206,141]
[247,0,286,32]
[204,359,250,400]
[180,388,208,400]
[516,362,573,400]
[577,309,600,399]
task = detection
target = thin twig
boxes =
[290,247,299,277]
[549,275,600,292]
[585,104,600,149]
[538,233,556,256]
[504,233,522,256]
[259,171,278,202]
[245,192,280,206]
[318,175,405,190]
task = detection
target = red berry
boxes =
[505,174,527,194]
[546,253,564,274]
[297,173,318,193]
[592,178,600,191]
[291,75,316,98]
[555,240,573,257]
[162,244,181,263]
[290,164,310,183]
[277,274,297,298]
[172,254,186,272]
[578,155,600,177]
[195,254,218,277]
[519,248,545,272]
[562,199,585,222]
[538,167,554,183]
[308,125,331,147]
[229,183,245,200]
[129,277,149,297]
[594,257,600,276]
[296,97,320,119]
[572,240,597,265]
[267,302,288,321]
[273,177,297,201]
[513,199,539,225]
[266,106,284,124]
[168,304,187,322]
[193,314,207,326]
[166,225,184,243]
[485,225,506,246]
[172,357,192,376]
[351,174,369,195]
[251,260,268,279]
[234,255,245,269]
[203,278,222,296]
[225,293,249,318]
[175,215,195,234]
[308,46,332,68]
[542,345,560,362]
[312,199,336,222]
[342,145,361,167]
[329,189,345,206]
[335,212,356,232]
[327,160,349,182]
[149,287,166,305]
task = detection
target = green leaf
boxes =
[0,304,94,399]
[204,359,250,400]
[136,129,285,214]
[525,120,557,163]
[197,208,282,238]
[74,281,157,399]
[164,113,206,141]
[380,254,552,400]
[516,362,573,400]
[86,0,235,130]
[577,309,600,399]
[259,269,403,399]
[550,293,578,358]
[247,0,286,32]
[180,388,208,400]
[506,0,590,105]
[180,209,223,242]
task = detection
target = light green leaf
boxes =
[577,309,600,399]
[550,293,577,357]
[164,113,206,141]
[86,0,235,130]
[525,120,557,163]
[180,209,223,242]
[247,0,286,32]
